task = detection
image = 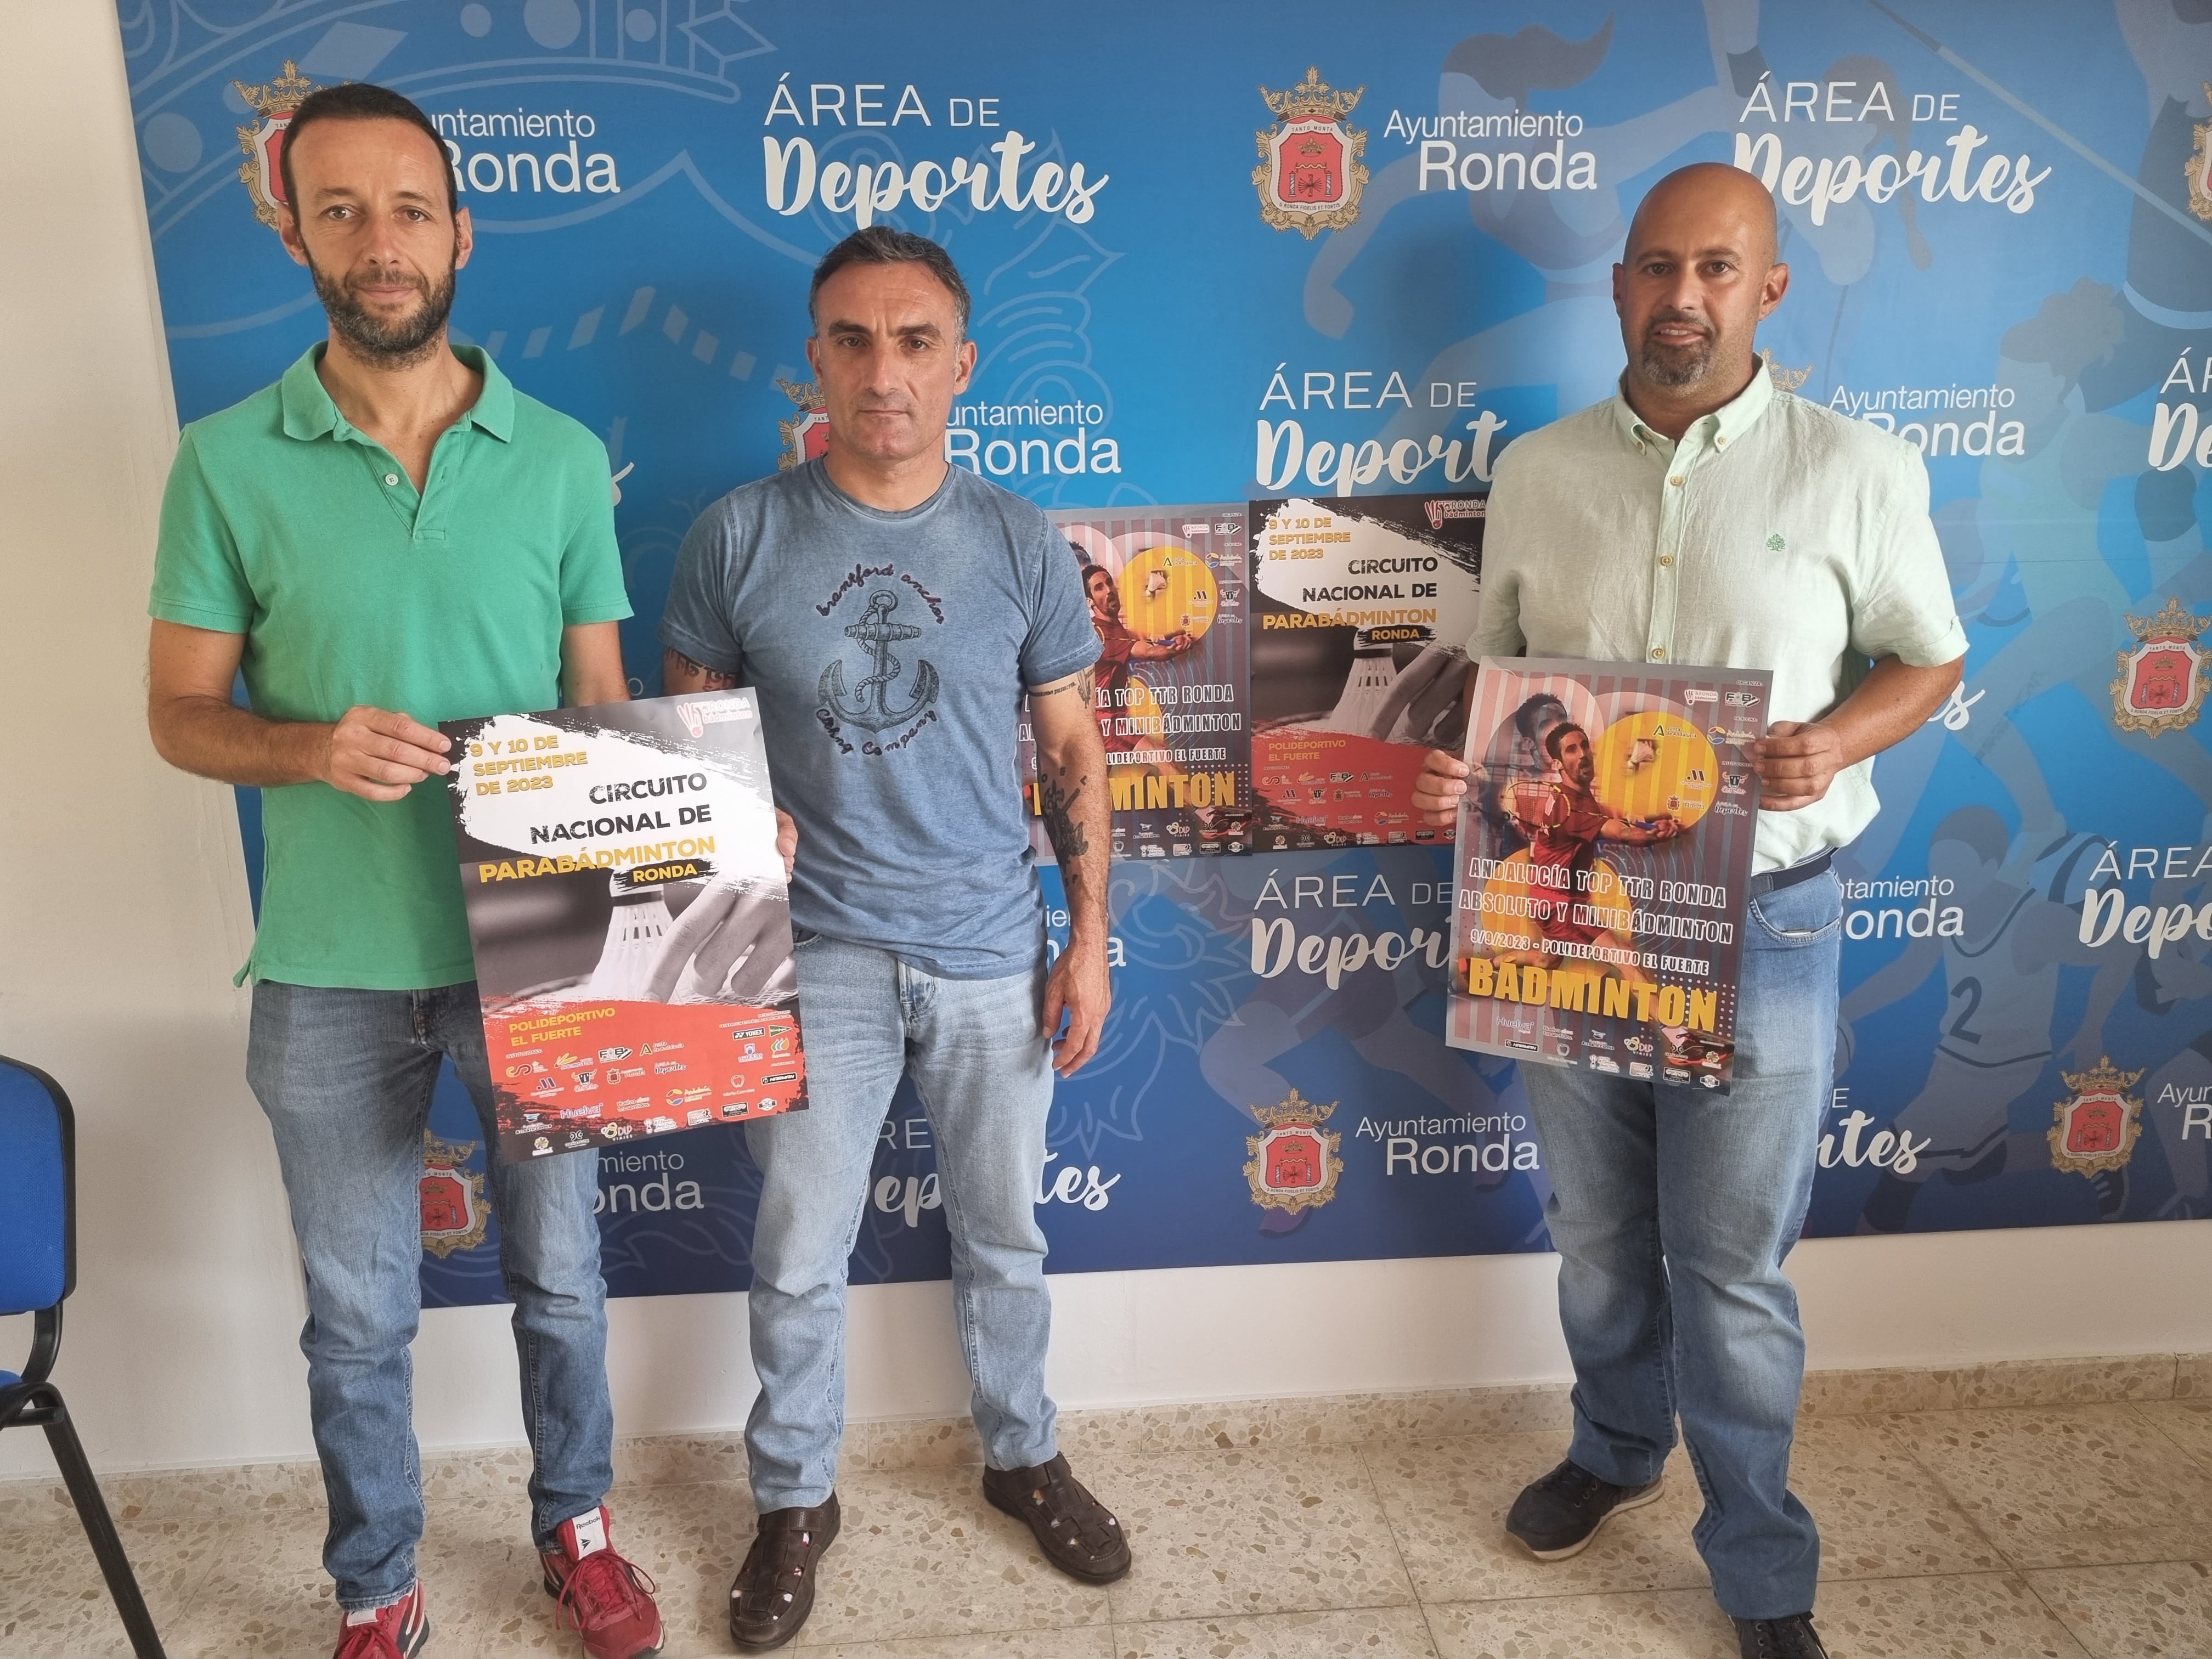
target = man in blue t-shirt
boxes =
[662,228,1124,1649]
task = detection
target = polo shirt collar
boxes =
[1612,351,1777,450]
[276,342,515,444]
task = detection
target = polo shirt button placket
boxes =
[1650,448,1686,670]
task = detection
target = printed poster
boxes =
[442,692,808,1161]
[1019,505,1254,861]
[1446,658,1770,1089]
[1249,494,1483,852]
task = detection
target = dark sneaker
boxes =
[729,1496,840,1652]
[1735,1613,1830,1659]
[539,1505,664,1659]
[334,1581,427,1659]
[983,1453,1132,1584]
[1504,1458,1663,1560]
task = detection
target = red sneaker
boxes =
[333,1581,427,1659]
[539,1505,664,1659]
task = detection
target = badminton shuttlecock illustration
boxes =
[1625,737,1658,773]
[1320,631,1403,738]
[1143,568,1169,599]
[584,877,673,999]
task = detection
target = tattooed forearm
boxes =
[1031,673,1111,944]
[1029,666,1097,704]
[664,647,741,691]
[1038,768,1091,862]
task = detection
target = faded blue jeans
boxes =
[1519,870,1843,1621]
[246,980,614,1611]
[743,934,1059,1511]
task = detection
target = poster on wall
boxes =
[1018,505,1253,861]
[1249,494,1483,851]
[115,0,2212,1300]
[441,692,807,1163]
[1444,658,1769,1088]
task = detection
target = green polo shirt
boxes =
[150,344,631,989]
[1471,357,1967,874]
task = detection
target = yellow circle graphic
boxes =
[1478,849,1633,952]
[1590,711,1717,830]
[1120,543,1217,644]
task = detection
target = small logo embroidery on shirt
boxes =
[1766,533,1787,552]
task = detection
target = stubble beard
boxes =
[311,254,457,369]
[1635,307,1730,391]
[1637,332,1716,390]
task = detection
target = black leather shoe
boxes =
[983,1454,1132,1583]
[1735,1613,1830,1659]
[1504,1458,1663,1559]
[727,1496,839,1651]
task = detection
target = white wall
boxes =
[5,5,2211,1482]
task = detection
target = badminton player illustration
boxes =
[1080,550,1198,748]
[1501,720,1681,960]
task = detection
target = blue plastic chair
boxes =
[1,1055,165,1658]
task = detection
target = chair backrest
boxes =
[0,1056,72,1317]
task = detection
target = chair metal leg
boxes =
[41,1392,166,1659]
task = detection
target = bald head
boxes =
[1613,163,1789,428]
[1624,163,1779,270]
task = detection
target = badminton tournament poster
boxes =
[1020,505,1253,862]
[1446,658,1770,1089]
[441,692,806,1163]
[1249,495,1483,852]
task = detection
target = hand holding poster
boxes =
[1445,658,1770,1089]
[1249,494,1483,851]
[442,692,808,1161]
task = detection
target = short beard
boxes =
[310,255,456,369]
[1637,335,1716,390]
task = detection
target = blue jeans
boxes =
[246,981,614,1611]
[744,935,1059,1510]
[1519,870,1843,1621]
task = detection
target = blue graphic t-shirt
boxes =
[661,460,1098,978]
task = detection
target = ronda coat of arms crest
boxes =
[231,60,320,230]
[420,1131,491,1258]
[1243,1087,1344,1212]
[2048,1057,2145,1178]
[1252,68,1368,238]
[777,378,831,471]
[2111,596,2211,736]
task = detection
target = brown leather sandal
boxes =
[982,1454,1132,1584]
[727,1496,840,1651]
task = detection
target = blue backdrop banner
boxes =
[117,0,2212,1304]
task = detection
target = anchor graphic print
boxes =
[818,587,941,737]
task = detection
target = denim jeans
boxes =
[1518,870,1843,1620]
[246,980,614,1610]
[744,934,1058,1510]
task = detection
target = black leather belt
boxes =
[1749,850,1833,899]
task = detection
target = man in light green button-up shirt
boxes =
[1417,165,1964,1659]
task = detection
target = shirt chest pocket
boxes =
[1676,528,1850,658]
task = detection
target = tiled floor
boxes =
[12,1401,2212,1657]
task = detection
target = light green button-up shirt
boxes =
[1468,358,1968,874]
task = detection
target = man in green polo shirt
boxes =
[145,83,662,1659]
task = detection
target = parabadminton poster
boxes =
[442,691,807,1161]
[1249,494,1483,852]
[1447,658,1770,1089]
